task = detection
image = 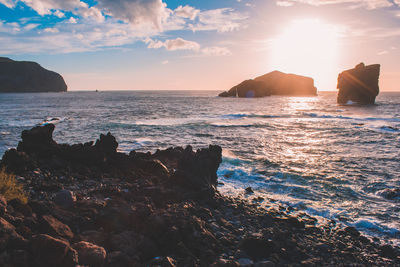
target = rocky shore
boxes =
[0,125,399,266]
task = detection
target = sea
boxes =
[0,91,399,245]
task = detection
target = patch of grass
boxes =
[0,168,27,204]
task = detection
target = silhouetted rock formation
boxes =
[337,63,380,105]
[0,57,67,93]
[219,71,317,98]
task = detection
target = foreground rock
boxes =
[337,63,380,104]
[219,71,317,98]
[0,125,399,266]
[0,57,67,93]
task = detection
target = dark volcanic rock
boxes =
[219,71,317,98]
[219,80,272,98]
[172,145,222,194]
[0,57,67,93]
[54,190,76,208]
[39,215,74,240]
[72,241,107,267]
[30,234,78,267]
[0,125,399,266]
[337,63,380,104]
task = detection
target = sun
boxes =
[270,19,341,91]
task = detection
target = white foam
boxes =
[352,219,400,237]
[41,117,68,126]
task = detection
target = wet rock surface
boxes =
[0,125,399,266]
[337,62,380,104]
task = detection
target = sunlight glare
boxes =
[270,19,341,91]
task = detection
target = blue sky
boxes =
[1,0,400,91]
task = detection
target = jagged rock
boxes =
[17,124,57,156]
[219,71,317,98]
[39,215,74,240]
[94,132,118,155]
[30,234,78,267]
[0,149,34,174]
[172,145,222,194]
[54,190,76,208]
[0,57,67,93]
[337,63,380,104]
[72,241,106,267]
[239,236,275,259]
[0,195,7,215]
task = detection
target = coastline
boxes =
[0,124,398,266]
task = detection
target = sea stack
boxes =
[337,63,380,105]
[0,57,67,93]
[219,71,317,98]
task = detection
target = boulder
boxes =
[39,215,74,240]
[219,71,317,98]
[72,241,106,267]
[30,234,78,267]
[17,124,57,156]
[54,190,76,208]
[172,145,222,194]
[0,57,67,93]
[337,63,380,104]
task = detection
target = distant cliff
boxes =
[219,71,317,98]
[337,63,380,105]
[0,57,67,93]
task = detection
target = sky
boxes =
[0,0,399,91]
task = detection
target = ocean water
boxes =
[0,91,399,244]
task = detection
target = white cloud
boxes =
[161,60,168,64]
[276,1,295,7]
[23,23,38,30]
[190,8,247,32]
[0,1,247,54]
[13,0,105,22]
[277,0,393,9]
[201,46,232,56]
[43,27,59,33]
[377,50,388,55]
[53,9,65,18]
[0,20,21,33]
[146,37,232,57]
[174,5,199,20]
[146,37,200,51]
[0,0,15,8]
[97,0,170,30]
[68,17,77,23]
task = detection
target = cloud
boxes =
[276,1,295,7]
[190,8,247,32]
[43,27,59,33]
[201,46,232,56]
[146,37,200,51]
[277,0,394,9]
[53,10,65,18]
[146,37,232,57]
[0,0,15,8]
[174,5,199,20]
[0,1,246,54]
[5,0,105,22]
[68,17,77,24]
[97,0,170,30]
